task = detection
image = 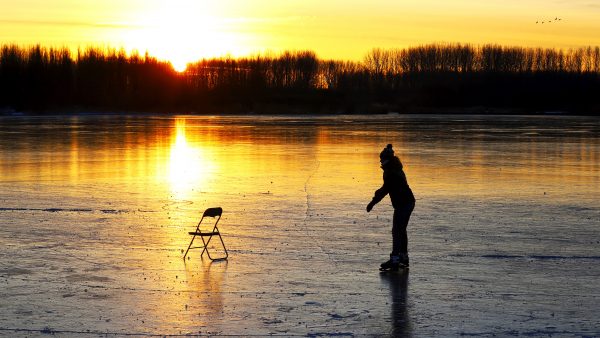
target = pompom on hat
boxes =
[379,144,395,165]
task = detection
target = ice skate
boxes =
[398,253,409,268]
[379,255,407,271]
[379,259,400,271]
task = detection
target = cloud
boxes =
[0,19,141,30]
[551,0,600,9]
[222,15,317,25]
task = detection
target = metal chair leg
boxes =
[183,234,197,260]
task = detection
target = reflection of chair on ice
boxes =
[183,207,228,261]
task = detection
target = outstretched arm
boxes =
[366,185,388,212]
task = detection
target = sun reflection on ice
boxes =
[169,119,214,199]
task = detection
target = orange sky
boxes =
[1,0,600,70]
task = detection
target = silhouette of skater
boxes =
[367,144,415,270]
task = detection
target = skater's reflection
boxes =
[380,269,411,337]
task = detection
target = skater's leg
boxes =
[391,206,410,255]
[391,203,414,263]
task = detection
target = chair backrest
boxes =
[203,207,222,218]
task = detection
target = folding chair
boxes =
[183,207,228,261]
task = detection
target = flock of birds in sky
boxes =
[536,17,563,24]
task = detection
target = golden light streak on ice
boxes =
[168,118,215,200]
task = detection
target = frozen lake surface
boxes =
[1,114,599,336]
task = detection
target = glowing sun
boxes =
[124,0,241,71]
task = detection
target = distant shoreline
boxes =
[0,106,586,117]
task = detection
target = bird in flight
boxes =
[536,17,562,24]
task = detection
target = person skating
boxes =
[366,144,415,271]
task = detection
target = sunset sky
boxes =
[2,0,600,70]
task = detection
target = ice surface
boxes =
[0,114,599,336]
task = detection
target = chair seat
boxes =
[188,231,220,236]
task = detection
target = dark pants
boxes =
[391,202,415,256]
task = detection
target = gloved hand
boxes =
[366,202,374,212]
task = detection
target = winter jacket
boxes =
[370,157,415,209]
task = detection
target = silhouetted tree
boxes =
[1,44,599,114]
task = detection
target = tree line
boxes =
[1,43,599,114]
